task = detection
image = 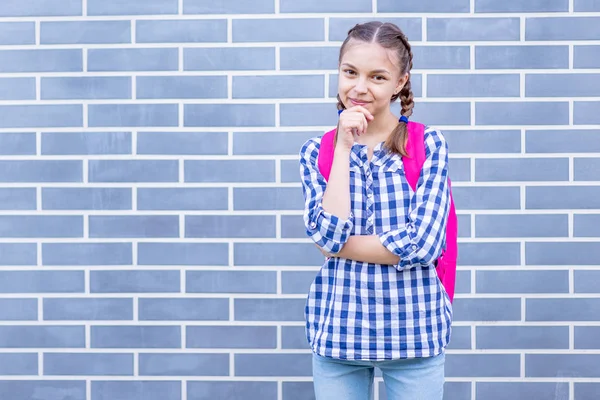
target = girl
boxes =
[299,22,452,400]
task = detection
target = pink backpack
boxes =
[317,122,457,303]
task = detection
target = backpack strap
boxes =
[317,129,337,181]
[402,122,427,190]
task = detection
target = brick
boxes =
[0,381,85,400]
[447,326,471,350]
[527,354,600,378]
[527,74,600,97]
[575,327,600,349]
[458,243,520,266]
[43,243,132,266]
[138,188,227,210]
[330,18,422,41]
[185,47,275,71]
[428,18,519,41]
[281,0,370,12]
[90,215,178,238]
[442,382,471,400]
[447,354,520,377]
[283,383,315,400]
[187,326,277,349]
[0,354,37,375]
[137,19,226,43]
[575,214,600,237]
[138,242,228,266]
[42,188,131,210]
[183,0,274,13]
[476,46,568,69]
[44,298,133,321]
[233,19,324,42]
[188,382,277,400]
[280,47,337,70]
[235,243,324,266]
[428,74,519,97]
[139,298,228,321]
[235,354,312,377]
[455,270,471,294]
[457,214,471,238]
[138,132,228,155]
[88,0,177,15]
[576,383,600,400]
[449,158,470,182]
[89,160,178,182]
[0,49,82,73]
[446,130,523,154]
[0,299,37,321]
[574,270,600,293]
[452,298,521,321]
[235,188,303,211]
[92,381,181,400]
[0,243,37,266]
[379,0,469,11]
[527,17,600,41]
[42,132,131,155]
[0,0,81,16]
[576,0,600,10]
[184,104,275,127]
[88,104,178,127]
[477,270,569,294]
[526,242,600,266]
[0,160,81,183]
[137,76,226,99]
[527,186,600,209]
[526,129,600,153]
[527,298,600,321]
[477,326,568,349]
[281,271,316,294]
[91,270,179,293]
[0,271,83,293]
[412,102,471,125]
[281,326,309,349]
[280,103,338,127]
[235,299,305,321]
[0,132,35,154]
[575,158,600,181]
[44,353,133,376]
[575,46,600,68]
[575,101,600,125]
[476,102,569,126]
[187,271,277,294]
[41,77,131,100]
[476,214,568,238]
[185,160,275,183]
[41,21,130,44]
[233,131,318,155]
[476,0,567,12]
[413,46,471,69]
[477,383,569,400]
[0,216,82,238]
[233,75,324,99]
[0,326,84,348]
[0,105,82,129]
[88,48,177,72]
[140,353,228,376]
[281,159,302,183]
[91,326,180,349]
[0,78,35,100]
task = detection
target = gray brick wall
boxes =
[0,1,598,399]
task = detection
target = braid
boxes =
[397,33,414,118]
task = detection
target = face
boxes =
[338,40,408,117]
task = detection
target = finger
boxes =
[347,105,374,121]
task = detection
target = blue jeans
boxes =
[312,351,445,400]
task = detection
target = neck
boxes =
[358,111,398,145]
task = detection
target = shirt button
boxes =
[368,217,373,223]
[310,222,316,229]
[412,244,418,250]
[366,169,371,176]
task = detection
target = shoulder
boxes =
[299,134,324,164]
[423,126,448,152]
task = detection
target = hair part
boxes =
[336,21,414,156]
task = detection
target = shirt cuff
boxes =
[308,203,354,252]
[378,222,421,269]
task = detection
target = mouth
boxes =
[349,98,370,106]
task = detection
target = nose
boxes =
[354,77,368,94]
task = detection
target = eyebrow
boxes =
[341,63,391,75]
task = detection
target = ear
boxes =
[394,73,409,94]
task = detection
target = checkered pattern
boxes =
[299,127,452,360]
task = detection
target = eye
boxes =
[373,75,386,81]
[343,69,356,75]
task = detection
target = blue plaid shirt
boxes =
[299,126,452,361]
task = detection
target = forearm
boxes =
[337,235,400,265]
[321,147,352,220]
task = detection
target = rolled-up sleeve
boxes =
[299,138,354,254]
[379,128,451,270]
